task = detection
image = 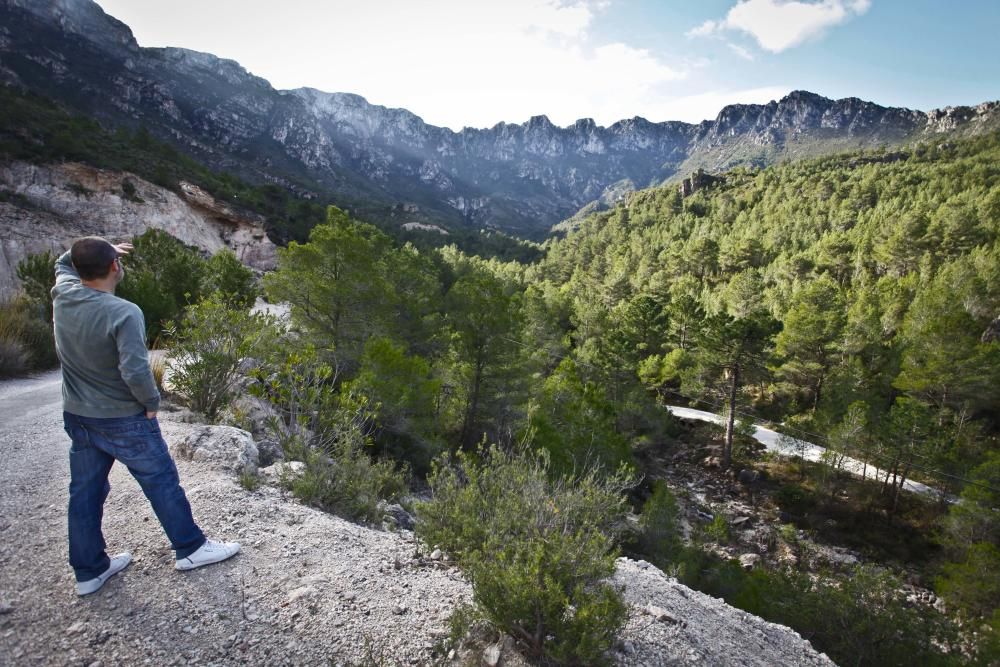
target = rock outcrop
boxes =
[0,161,276,295]
[612,559,834,666]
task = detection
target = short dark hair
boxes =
[71,237,117,280]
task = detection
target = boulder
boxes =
[171,425,258,475]
[381,503,416,531]
[739,553,761,570]
[260,460,306,484]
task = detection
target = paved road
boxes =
[666,405,941,498]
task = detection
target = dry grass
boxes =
[149,353,167,392]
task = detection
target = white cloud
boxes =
[728,43,755,61]
[95,0,703,129]
[686,20,720,38]
[689,0,871,53]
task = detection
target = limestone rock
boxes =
[171,425,258,475]
[0,161,276,297]
[260,460,306,484]
[613,558,834,666]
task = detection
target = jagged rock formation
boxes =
[1,0,998,238]
[678,168,725,197]
[0,161,276,295]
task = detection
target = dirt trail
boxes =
[0,370,469,666]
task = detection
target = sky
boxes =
[93,0,1000,131]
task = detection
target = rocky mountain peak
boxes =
[7,0,138,55]
[1,0,997,238]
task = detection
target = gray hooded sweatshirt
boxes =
[51,251,161,417]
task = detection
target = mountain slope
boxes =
[1,0,997,238]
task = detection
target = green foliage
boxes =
[286,411,408,524]
[936,543,1000,621]
[117,229,206,340]
[263,207,399,372]
[238,470,260,492]
[248,344,338,449]
[527,358,633,475]
[773,276,845,413]
[442,262,525,447]
[416,445,633,664]
[635,482,685,568]
[201,249,259,309]
[15,250,56,320]
[167,295,275,420]
[341,337,443,475]
[936,452,1000,645]
[704,514,731,544]
[0,293,57,374]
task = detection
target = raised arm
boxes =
[54,250,80,286]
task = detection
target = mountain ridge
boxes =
[1,0,997,237]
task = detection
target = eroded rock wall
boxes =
[0,161,276,295]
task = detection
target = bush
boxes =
[341,336,443,475]
[168,295,275,420]
[635,481,685,569]
[202,249,259,309]
[285,408,408,524]
[681,553,959,667]
[417,445,634,665]
[16,250,56,320]
[0,294,57,374]
[117,229,206,340]
[0,336,29,378]
[248,345,408,523]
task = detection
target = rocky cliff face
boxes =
[1,0,997,237]
[0,161,276,295]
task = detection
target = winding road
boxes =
[666,406,942,498]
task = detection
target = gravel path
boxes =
[0,372,833,666]
[0,370,470,666]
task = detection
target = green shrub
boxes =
[202,249,259,309]
[168,295,275,420]
[416,445,634,665]
[0,294,57,374]
[635,481,685,568]
[16,250,56,320]
[248,345,408,523]
[117,229,206,340]
[704,514,730,544]
[0,335,29,378]
[341,336,443,475]
[682,553,959,667]
[284,406,408,524]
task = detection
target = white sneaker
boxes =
[77,552,132,596]
[175,539,241,571]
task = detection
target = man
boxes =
[53,236,240,596]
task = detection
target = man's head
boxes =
[71,236,122,284]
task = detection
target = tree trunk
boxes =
[460,358,486,448]
[892,463,910,517]
[723,364,739,471]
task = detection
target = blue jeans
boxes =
[63,411,206,581]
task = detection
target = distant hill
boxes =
[1,0,997,238]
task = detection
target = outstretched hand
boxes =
[112,242,133,256]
